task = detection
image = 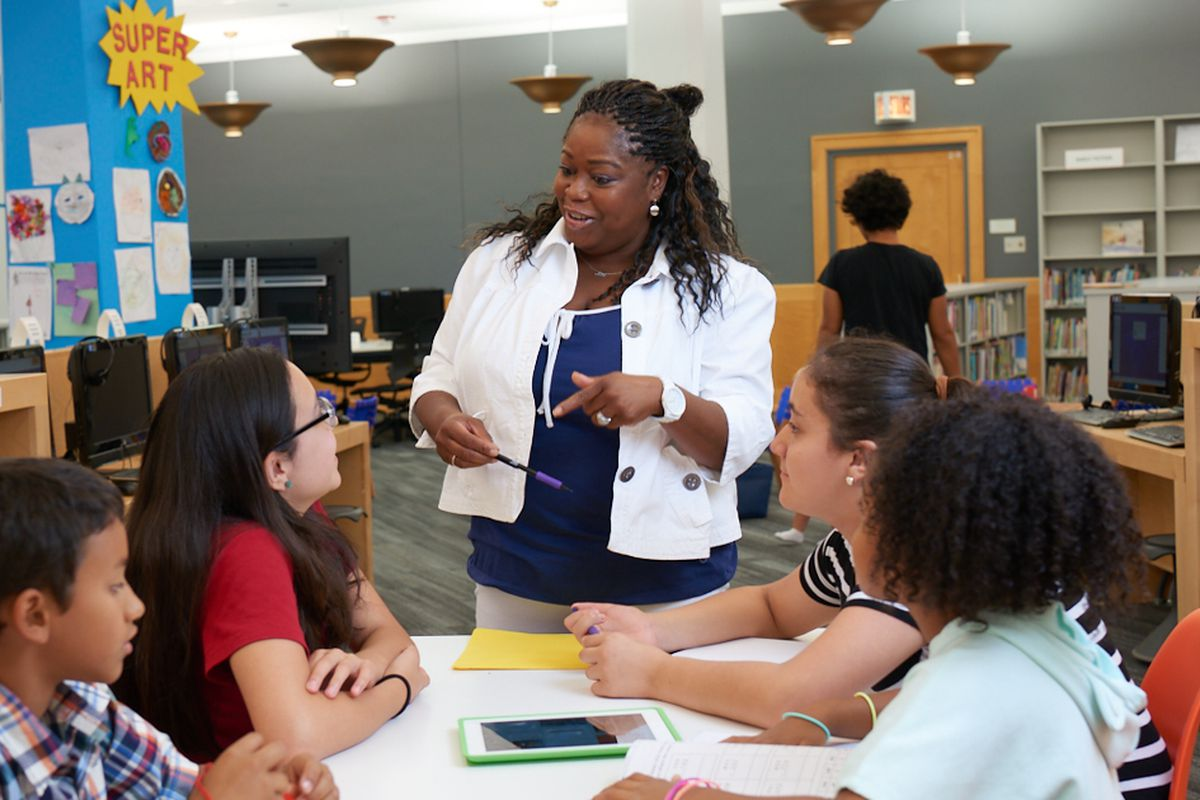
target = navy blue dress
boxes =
[467,306,736,605]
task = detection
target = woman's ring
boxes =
[594,411,613,427]
[451,454,458,467]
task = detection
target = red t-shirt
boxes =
[198,520,308,759]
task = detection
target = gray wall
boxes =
[183,29,627,293]
[184,1,1200,290]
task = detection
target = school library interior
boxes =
[0,1,1199,798]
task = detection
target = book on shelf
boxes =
[1047,362,1087,402]
[1175,123,1200,163]
[965,336,1027,382]
[1100,219,1145,256]
[1043,316,1087,354]
[1042,263,1148,306]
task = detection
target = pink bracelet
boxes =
[664,777,720,800]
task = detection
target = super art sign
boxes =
[99,0,204,114]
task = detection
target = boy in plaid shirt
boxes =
[0,458,336,799]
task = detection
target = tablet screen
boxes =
[481,714,653,752]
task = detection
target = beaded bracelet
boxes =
[664,777,720,800]
[375,673,412,719]
[781,711,831,743]
[194,764,214,800]
[854,691,878,729]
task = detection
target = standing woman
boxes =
[412,79,775,632]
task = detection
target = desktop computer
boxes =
[162,324,228,381]
[229,317,292,359]
[1106,294,1183,447]
[371,288,444,375]
[0,344,46,375]
[68,335,155,484]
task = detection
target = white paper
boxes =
[153,221,191,294]
[7,266,53,340]
[1175,124,1200,163]
[623,742,851,798]
[28,123,91,186]
[6,189,56,263]
[112,168,152,243]
[114,247,157,323]
[55,177,95,224]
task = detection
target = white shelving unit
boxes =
[939,281,1027,382]
[1036,113,1200,401]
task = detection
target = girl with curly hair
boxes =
[411,79,775,631]
[597,390,1169,800]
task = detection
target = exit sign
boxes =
[874,90,916,125]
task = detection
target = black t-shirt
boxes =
[818,242,947,359]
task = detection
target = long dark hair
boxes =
[123,347,358,758]
[475,78,746,318]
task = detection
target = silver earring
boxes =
[649,199,660,217]
[845,475,855,486]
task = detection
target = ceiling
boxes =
[174,0,785,64]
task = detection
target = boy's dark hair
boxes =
[0,458,123,610]
[841,168,912,232]
[865,392,1145,622]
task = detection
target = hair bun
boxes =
[663,84,703,117]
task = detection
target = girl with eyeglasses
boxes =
[122,347,427,762]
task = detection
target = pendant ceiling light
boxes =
[198,32,270,138]
[779,0,888,46]
[510,0,591,114]
[293,28,394,88]
[919,0,1010,86]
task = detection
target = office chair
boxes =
[1133,534,1178,663]
[1141,608,1200,800]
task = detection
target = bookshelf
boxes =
[940,281,1027,382]
[1037,114,1200,400]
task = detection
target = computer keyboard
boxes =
[1064,408,1119,426]
[1128,425,1185,448]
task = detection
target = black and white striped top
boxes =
[798,530,1172,799]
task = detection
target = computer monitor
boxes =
[191,237,351,374]
[371,288,444,373]
[1108,293,1181,407]
[163,325,228,380]
[0,344,46,374]
[68,335,154,468]
[229,317,292,358]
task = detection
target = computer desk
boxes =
[1076,422,1190,616]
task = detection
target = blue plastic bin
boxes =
[736,461,774,520]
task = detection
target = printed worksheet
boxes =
[623,741,850,798]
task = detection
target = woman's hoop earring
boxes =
[845,475,855,487]
[649,199,660,217]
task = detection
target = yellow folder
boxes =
[452,628,587,670]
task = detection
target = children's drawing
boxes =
[148,120,172,162]
[115,247,157,322]
[156,167,186,217]
[112,167,152,243]
[6,189,56,263]
[54,176,95,225]
[53,262,101,337]
[153,221,191,294]
[7,267,53,340]
[28,123,91,186]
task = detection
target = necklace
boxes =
[577,254,624,278]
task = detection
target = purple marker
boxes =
[495,453,572,492]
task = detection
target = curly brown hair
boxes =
[841,169,911,233]
[864,391,1145,622]
[474,79,745,319]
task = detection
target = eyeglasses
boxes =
[272,395,337,451]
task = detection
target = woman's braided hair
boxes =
[475,79,746,318]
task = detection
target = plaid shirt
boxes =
[0,680,197,799]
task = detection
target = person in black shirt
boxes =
[817,169,962,377]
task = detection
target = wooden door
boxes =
[811,126,985,284]
[830,149,967,283]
